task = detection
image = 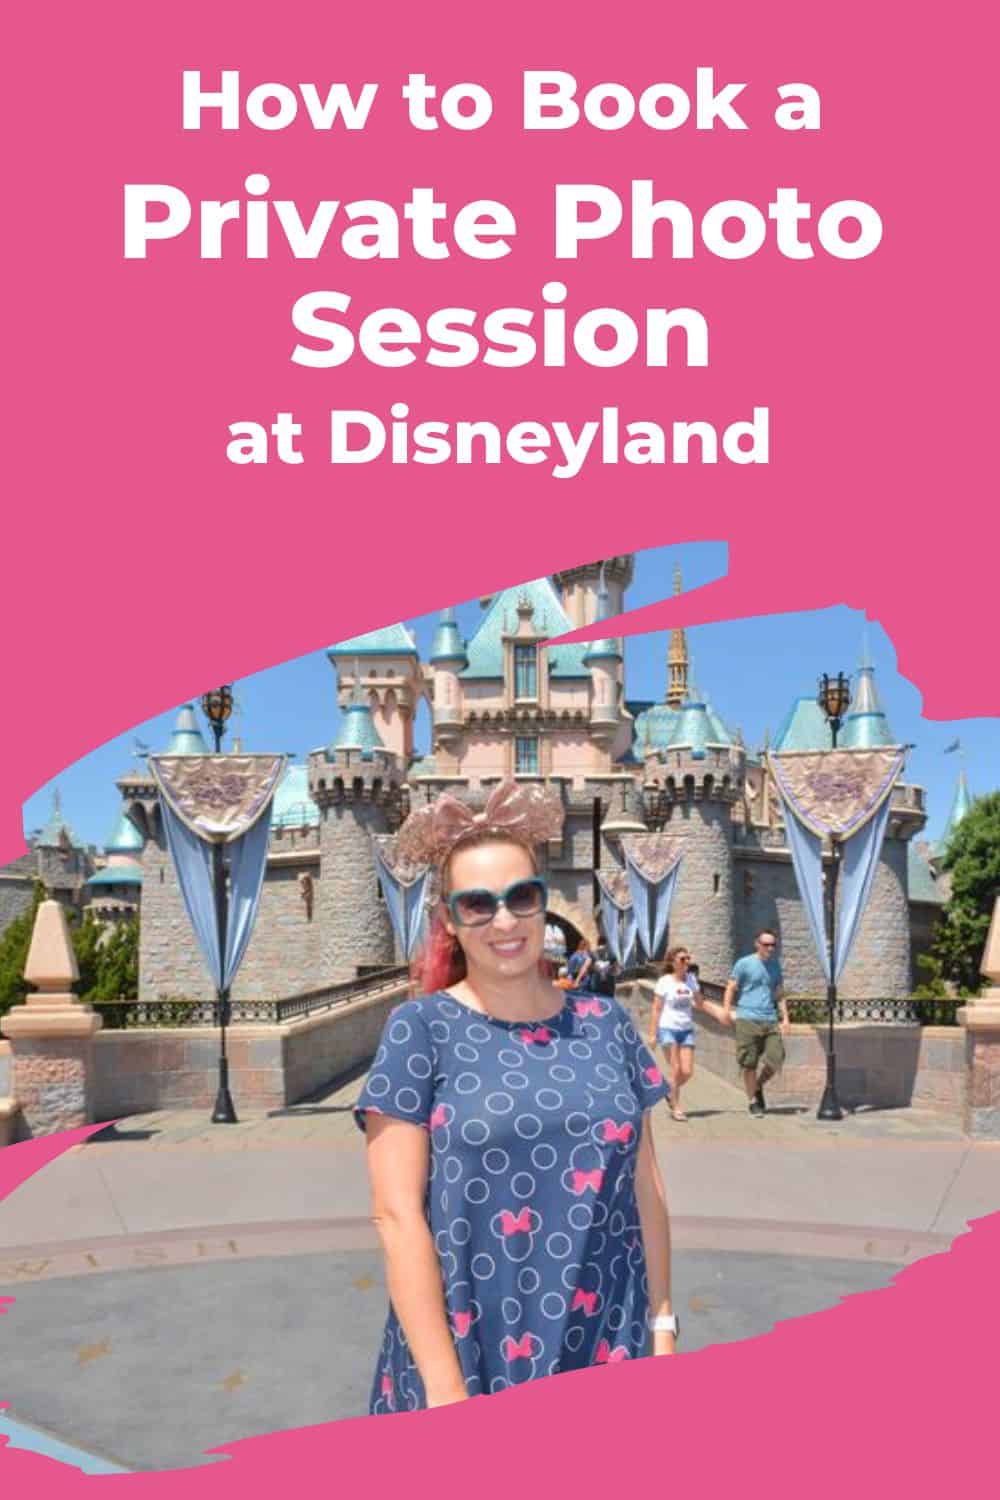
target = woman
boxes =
[565,936,594,993]
[355,781,677,1415]
[649,946,729,1122]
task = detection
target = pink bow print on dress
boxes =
[499,1208,533,1236]
[571,1169,604,1195]
[574,999,602,1017]
[601,1120,634,1144]
[503,1334,535,1362]
[453,1310,473,1338]
[429,1105,448,1129]
[571,1289,598,1315]
[645,1066,663,1085]
[595,1341,629,1364]
[520,1026,553,1045]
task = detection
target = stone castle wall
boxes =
[317,800,396,982]
[658,796,736,983]
[734,850,826,992]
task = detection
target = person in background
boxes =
[649,945,730,1122]
[722,929,790,1117]
[590,937,618,999]
[565,937,594,993]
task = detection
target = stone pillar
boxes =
[1,899,102,1136]
[959,895,1000,1140]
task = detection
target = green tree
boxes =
[68,909,104,1000]
[0,881,46,1016]
[928,791,1000,995]
[92,916,140,1001]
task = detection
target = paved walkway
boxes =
[1,1066,997,1472]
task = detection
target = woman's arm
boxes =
[365,1113,468,1406]
[634,1113,675,1355]
[648,989,664,1046]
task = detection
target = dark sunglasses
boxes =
[447,877,548,928]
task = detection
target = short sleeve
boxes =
[353,1000,436,1134]
[729,956,745,985]
[615,1001,670,1112]
[653,976,668,996]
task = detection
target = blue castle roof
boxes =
[937,770,973,855]
[772,697,833,753]
[166,705,209,756]
[104,809,144,855]
[328,623,418,658]
[87,865,143,888]
[430,608,468,666]
[271,763,320,829]
[461,578,589,679]
[33,790,83,849]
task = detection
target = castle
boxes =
[4,557,974,1001]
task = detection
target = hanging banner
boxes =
[372,835,432,960]
[620,905,639,969]
[150,753,286,991]
[621,834,683,960]
[767,748,905,839]
[783,805,830,982]
[150,754,287,843]
[768,749,905,982]
[596,868,632,965]
[834,791,894,978]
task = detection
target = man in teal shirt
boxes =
[723,930,790,1117]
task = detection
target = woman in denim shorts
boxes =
[648,946,729,1121]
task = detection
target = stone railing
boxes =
[95,964,410,1028]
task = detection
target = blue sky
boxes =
[21,540,997,851]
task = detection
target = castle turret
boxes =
[583,565,623,735]
[131,705,217,1002]
[308,669,404,980]
[328,622,423,762]
[552,556,634,628]
[642,695,743,980]
[429,606,467,743]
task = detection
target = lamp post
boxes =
[816,671,852,1122]
[200,686,238,1125]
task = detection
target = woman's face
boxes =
[672,950,690,977]
[444,840,545,983]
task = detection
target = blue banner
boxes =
[159,792,273,991]
[623,852,682,961]
[373,844,432,960]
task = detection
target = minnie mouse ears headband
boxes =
[397,779,564,868]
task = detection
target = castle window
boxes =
[515,736,539,774]
[713,873,720,894]
[514,644,538,701]
[743,870,753,899]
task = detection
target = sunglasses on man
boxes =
[447,877,549,928]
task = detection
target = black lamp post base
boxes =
[211,1058,239,1124]
[817,1048,844,1120]
[817,1085,844,1122]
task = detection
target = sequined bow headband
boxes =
[397,779,564,868]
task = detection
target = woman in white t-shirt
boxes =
[648,945,728,1122]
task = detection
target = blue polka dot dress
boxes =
[354,990,669,1413]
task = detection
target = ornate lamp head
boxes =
[817,672,851,726]
[200,685,234,751]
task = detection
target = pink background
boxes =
[3,0,997,1489]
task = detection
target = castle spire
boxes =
[839,634,895,748]
[938,768,973,853]
[666,563,689,709]
[583,561,622,666]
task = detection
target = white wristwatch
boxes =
[647,1313,680,1338]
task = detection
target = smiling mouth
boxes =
[490,939,527,956]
